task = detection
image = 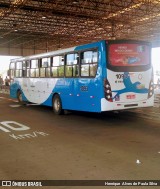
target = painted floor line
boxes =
[9,105,21,107]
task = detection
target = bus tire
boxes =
[52,94,64,115]
[17,90,25,105]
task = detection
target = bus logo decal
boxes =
[112,72,148,100]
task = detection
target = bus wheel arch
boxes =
[52,93,64,115]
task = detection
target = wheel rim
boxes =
[54,98,60,112]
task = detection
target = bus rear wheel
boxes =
[52,94,64,115]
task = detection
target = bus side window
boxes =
[15,61,23,78]
[81,50,98,77]
[46,67,51,77]
[22,61,27,77]
[46,58,51,77]
[40,57,51,78]
[65,53,79,77]
[30,59,39,78]
[26,60,30,77]
[51,55,64,77]
[9,62,15,79]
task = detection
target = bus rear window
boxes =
[109,43,150,66]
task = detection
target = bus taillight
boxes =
[104,78,113,102]
[148,79,154,98]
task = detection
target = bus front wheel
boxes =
[17,90,24,105]
[52,94,64,115]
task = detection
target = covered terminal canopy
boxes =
[0,0,160,55]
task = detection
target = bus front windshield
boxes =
[109,43,150,67]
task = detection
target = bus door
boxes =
[61,53,79,110]
[74,50,99,112]
[74,78,92,111]
[75,77,102,112]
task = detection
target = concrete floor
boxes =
[0,93,160,189]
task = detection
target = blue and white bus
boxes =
[9,40,154,114]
